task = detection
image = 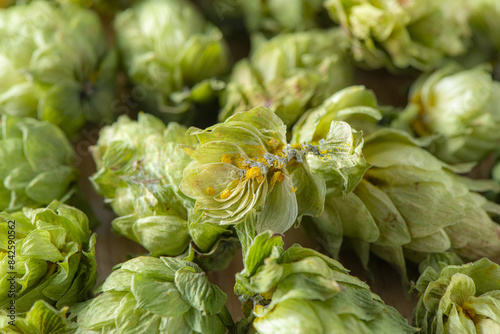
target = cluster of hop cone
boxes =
[1,0,500,333]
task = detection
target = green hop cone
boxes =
[0,115,79,212]
[234,231,417,334]
[395,63,500,164]
[114,0,230,120]
[0,1,117,137]
[90,114,237,270]
[0,300,71,334]
[0,201,97,314]
[239,0,328,35]
[219,28,353,127]
[73,256,233,333]
[325,0,471,71]
[293,86,500,277]
[180,106,368,236]
[467,0,500,59]
[414,255,500,333]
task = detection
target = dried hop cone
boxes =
[234,231,417,333]
[72,256,234,334]
[414,253,500,333]
[0,0,117,136]
[0,201,97,314]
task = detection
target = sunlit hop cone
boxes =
[0,300,72,333]
[239,0,328,35]
[0,201,97,314]
[72,256,234,333]
[90,114,237,270]
[394,63,500,164]
[114,0,230,120]
[293,86,500,276]
[219,28,353,127]
[234,231,417,333]
[180,106,368,236]
[324,0,471,71]
[0,115,79,212]
[414,253,500,333]
[0,1,117,137]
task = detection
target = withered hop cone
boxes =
[219,28,353,127]
[293,86,500,276]
[90,113,238,270]
[234,231,417,333]
[413,253,500,333]
[180,106,368,237]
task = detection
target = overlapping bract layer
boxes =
[114,0,230,119]
[293,86,500,276]
[73,256,233,334]
[0,201,97,314]
[0,0,117,136]
[235,232,417,334]
[181,106,367,235]
[395,63,500,164]
[0,116,78,212]
[0,300,71,334]
[414,254,500,333]
[219,29,353,127]
[325,0,471,71]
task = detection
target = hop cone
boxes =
[293,86,500,276]
[234,231,417,334]
[114,0,230,120]
[73,256,233,333]
[414,254,500,333]
[325,0,471,71]
[90,113,237,270]
[0,1,117,136]
[0,201,97,314]
[219,28,353,127]
[0,115,79,212]
[0,300,71,334]
[180,106,368,237]
[395,63,500,164]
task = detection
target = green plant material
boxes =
[219,28,353,127]
[72,256,234,333]
[325,0,471,71]
[180,106,368,237]
[0,300,71,334]
[293,86,500,277]
[414,255,500,333]
[0,115,79,212]
[234,231,417,334]
[0,201,97,314]
[0,0,117,137]
[90,113,237,270]
[239,0,328,35]
[56,0,136,15]
[467,0,500,60]
[114,0,230,121]
[394,63,500,164]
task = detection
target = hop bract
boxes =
[395,63,500,164]
[0,115,79,212]
[293,86,500,276]
[325,0,471,71]
[0,1,117,136]
[114,0,230,119]
[180,106,367,235]
[414,255,500,333]
[220,29,353,127]
[0,300,71,334]
[234,232,417,334]
[73,256,233,334]
[0,201,97,314]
